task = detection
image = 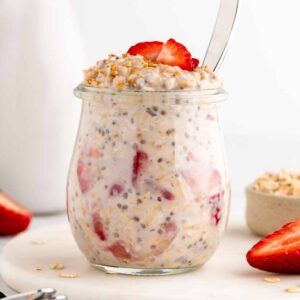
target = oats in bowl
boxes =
[246,170,300,236]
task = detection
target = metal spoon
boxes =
[202,0,239,72]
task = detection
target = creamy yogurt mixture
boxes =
[67,53,229,270]
[84,54,222,91]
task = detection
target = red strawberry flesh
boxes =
[156,39,194,71]
[108,242,131,259]
[247,218,300,273]
[0,193,32,236]
[192,58,200,69]
[109,184,124,196]
[127,39,200,71]
[161,189,175,201]
[132,150,148,186]
[209,192,224,225]
[92,212,106,241]
[77,158,92,193]
[127,41,163,61]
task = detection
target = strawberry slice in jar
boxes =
[181,164,225,225]
[77,146,100,193]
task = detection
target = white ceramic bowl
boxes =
[246,186,300,236]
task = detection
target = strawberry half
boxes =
[0,192,32,236]
[156,39,194,71]
[127,41,163,61]
[247,218,300,273]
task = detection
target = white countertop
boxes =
[0,213,68,296]
[2,209,300,300]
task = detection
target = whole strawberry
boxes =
[247,217,300,273]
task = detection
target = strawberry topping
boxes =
[156,39,194,71]
[127,38,199,71]
[0,193,32,236]
[192,58,199,69]
[92,212,106,241]
[132,150,148,186]
[127,41,163,61]
[247,218,300,274]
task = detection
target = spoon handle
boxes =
[202,0,239,72]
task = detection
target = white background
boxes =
[72,0,300,212]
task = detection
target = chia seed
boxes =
[146,107,156,117]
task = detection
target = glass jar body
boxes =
[67,86,230,275]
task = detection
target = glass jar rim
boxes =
[74,83,227,103]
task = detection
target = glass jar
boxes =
[67,84,230,275]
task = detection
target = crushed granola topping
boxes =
[83,54,221,91]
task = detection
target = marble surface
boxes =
[1,213,300,300]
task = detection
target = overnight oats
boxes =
[67,39,230,275]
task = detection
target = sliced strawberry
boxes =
[108,242,131,259]
[192,58,199,69]
[156,39,194,71]
[247,218,300,274]
[0,193,32,236]
[209,192,224,225]
[77,158,93,193]
[132,150,148,186]
[161,221,177,234]
[161,189,175,201]
[88,147,100,158]
[92,212,106,241]
[127,41,163,61]
[109,184,124,196]
[181,165,222,201]
[153,221,178,256]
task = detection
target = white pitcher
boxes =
[0,0,86,213]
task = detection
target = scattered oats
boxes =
[49,263,65,270]
[34,267,43,271]
[58,272,79,278]
[31,239,47,245]
[264,276,281,283]
[285,287,300,293]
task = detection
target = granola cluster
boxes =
[83,54,222,91]
[252,170,300,196]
